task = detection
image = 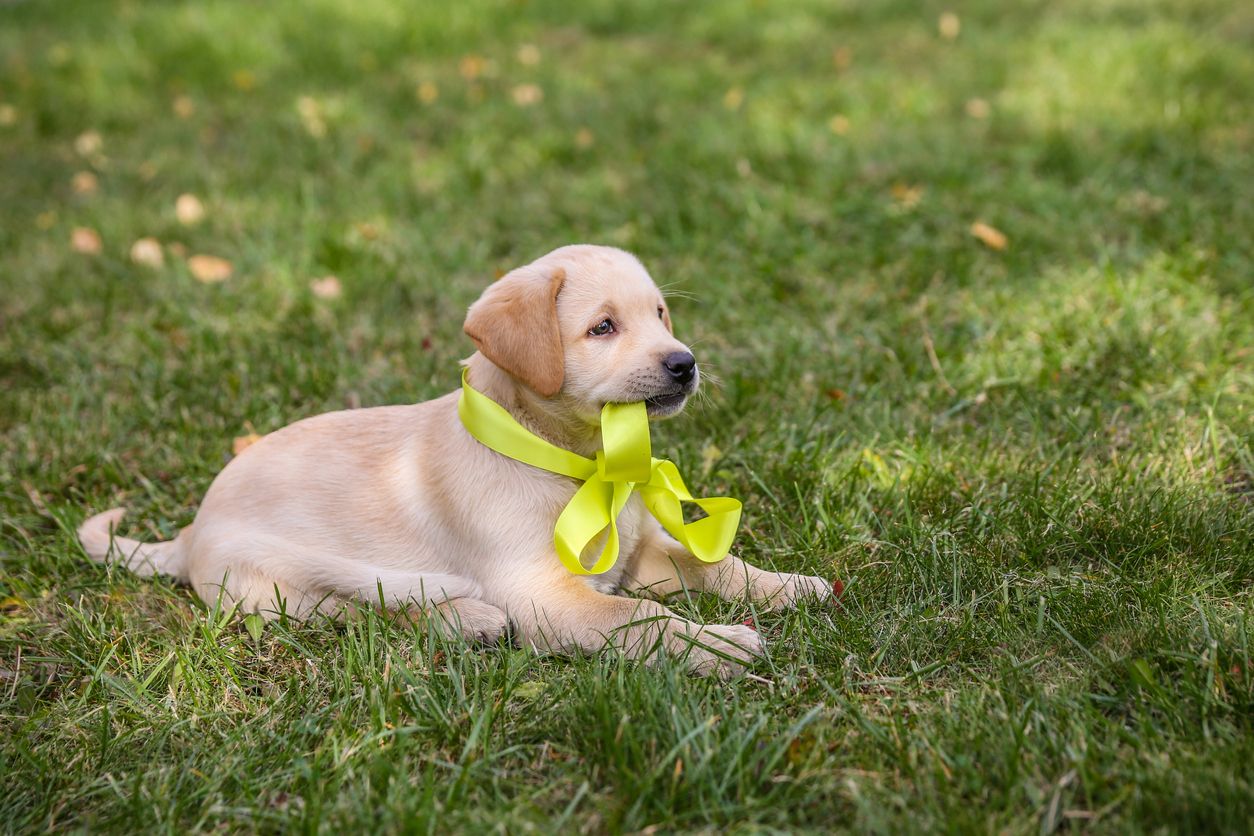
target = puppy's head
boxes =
[464,245,698,421]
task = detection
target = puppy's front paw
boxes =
[431,598,510,643]
[762,573,837,611]
[682,623,766,678]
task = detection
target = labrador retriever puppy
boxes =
[79,245,834,676]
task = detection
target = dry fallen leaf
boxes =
[176,193,205,226]
[970,221,1008,250]
[188,254,233,283]
[828,114,851,136]
[416,81,439,104]
[965,98,991,119]
[517,44,541,66]
[130,237,164,268]
[172,95,195,119]
[574,127,594,149]
[832,46,853,70]
[71,227,102,255]
[0,104,17,126]
[233,432,263,455]
[939,12,961,40]
[297,96,327,137]
[723,86,744,110]
[232,69,257,91]
[511,84,543,106]
[700,443,724,476]
[353,221,380,240]
[74,130,102,156]
[72,171,98,195]
[459,54,485,81]
[891,182,924,209]
[310,275,342,299]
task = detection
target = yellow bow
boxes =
[457,369,741,575]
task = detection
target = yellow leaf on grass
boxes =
[574,127,594,149]
[938,12,960,40]
[701,443,724,476]
[0,104,17,126]
[416,81,439,104]
[71,227,102,255]
[517,44,541,66]
[828,114,851,136]
[172,95,195,119]
[232,70,257,91]
[310,275,342,299]
[459,55,485,80]
[176,193,205,226]
[891,182,924,209]
[511,84,543,106]
[188,254,233,283]
[74,130,102,156]
[723,87,744,110]
[297,96,327,137]
[72,171,98,195]
[970,221,1008,251]
[130,237,164,268]
[965,98,991,119]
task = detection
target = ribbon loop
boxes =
[459,369,740,575]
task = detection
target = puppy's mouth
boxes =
[644,390,690,417]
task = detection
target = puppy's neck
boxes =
[464,354,602,457]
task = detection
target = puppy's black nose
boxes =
[662,351,697,385]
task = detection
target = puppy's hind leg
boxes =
[188,537,483,621]
[191,564,346,621]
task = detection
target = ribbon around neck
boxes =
[457,369,741,575]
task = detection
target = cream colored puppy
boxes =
[79,245,834,676]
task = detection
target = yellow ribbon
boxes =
[457,369,741,575]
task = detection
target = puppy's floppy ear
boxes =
[464,264,566,397]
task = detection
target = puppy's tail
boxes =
[78,508,188,581]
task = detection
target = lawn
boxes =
[2,0,1252,831]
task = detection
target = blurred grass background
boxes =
[1,0,1252,831]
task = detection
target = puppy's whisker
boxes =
[658,283,699,302]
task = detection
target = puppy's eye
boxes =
[657,306,665,320]
[588,319,615,337]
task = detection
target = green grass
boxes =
[2,0,1252,831]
